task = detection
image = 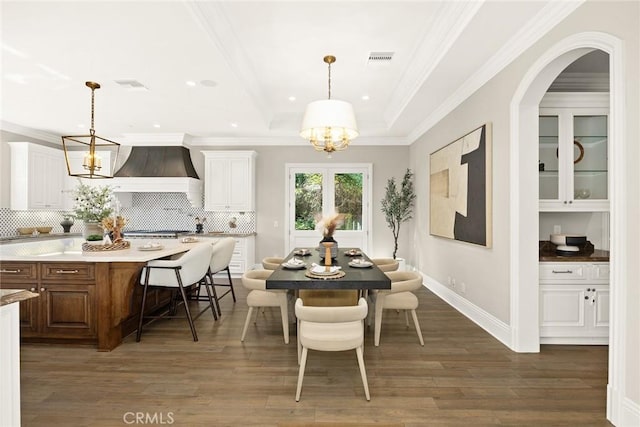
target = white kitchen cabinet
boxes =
[202,235,255,277]
[539,262,609,344]
[9,142,66,210]
[539,93,609,212]
[202,151,256,211]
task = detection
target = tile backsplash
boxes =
[0,193,255,237]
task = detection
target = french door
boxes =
[286,164,372,254]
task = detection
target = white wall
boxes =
[409,0,639,417]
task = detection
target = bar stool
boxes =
[136,243,215,342]
[208,237,237,309]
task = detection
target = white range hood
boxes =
[110,177,203,207]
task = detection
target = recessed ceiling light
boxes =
[186,81,196,87]
[230,122,238,128]
[288,96,296,101]
[361,95,370,101]
[153,124,161,128]
[77,124,85,128]
[200,80,217,87]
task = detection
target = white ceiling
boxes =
[0,1,584,146]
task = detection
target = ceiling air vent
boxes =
[114,79,149,91]
[367,52,394,64]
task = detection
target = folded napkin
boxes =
[310,263,341,274]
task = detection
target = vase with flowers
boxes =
[72,182,115,239]
[315,212,344,260]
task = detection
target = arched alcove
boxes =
[510,32,626,422]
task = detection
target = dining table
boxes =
[265,247,391,291]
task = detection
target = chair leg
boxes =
[202,278,218,321]
[405,310,410,327]
[175,272,198,342]
[226,266,236,302]
[295,347,308,402]
[411,309,424,346]
[297,319,301,364]
[355,345,371,401]
[241,307,254,342]
[135,272,150,342]
[253,307,261,324]
[207,268,222,315]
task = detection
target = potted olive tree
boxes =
[381,169,416,264]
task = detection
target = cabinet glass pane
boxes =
[573,115,607,200]
[539,116,559,200]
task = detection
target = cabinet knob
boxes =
[30,287,36,292]
[563,201,568,204]
[40,287,46,292]
[584,296,589,300]
[568,200,573,204]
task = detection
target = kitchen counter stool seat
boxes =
[195,237,237,313]
[136,244,215,342]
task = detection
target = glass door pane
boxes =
[334,173,363,230]
[539,115,559,200]
[573,115,607,200]
[294,172,323,230]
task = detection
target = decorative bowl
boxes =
[17,227,35,235]
[36,226,53,234]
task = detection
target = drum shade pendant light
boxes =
[300,55,358,155]
[62,81,120,178]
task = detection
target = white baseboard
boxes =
[418,271,512,348]
[608,384,640,427]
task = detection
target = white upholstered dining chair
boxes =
[294,297,370,401]
[368,271,424,347]
[240,269,289,344]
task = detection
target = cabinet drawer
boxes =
[539,264,587,281]
[591,264,610,282]
[0,262,38,282]
[41,263,95,282]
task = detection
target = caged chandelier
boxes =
[61,81,120,179]
[300,55,358,155]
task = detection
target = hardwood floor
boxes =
[20,281,611,426]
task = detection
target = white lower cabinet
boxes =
[203,235,255,277]
[539,262,609,344]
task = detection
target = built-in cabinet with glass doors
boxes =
[539,93,609,211]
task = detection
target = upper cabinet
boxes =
[539,93,609,212]
[202,151,256,211]
[9,142,66,210]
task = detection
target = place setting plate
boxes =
[293,248,311,256]
[282,260,306,270]
[344,249,362,257]
[349,260,373,268]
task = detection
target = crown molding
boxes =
[383,1,484,128]
[0,120,60,144]
[119,133,189,145]
[407,0,584,144]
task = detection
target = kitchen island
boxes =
[0,237,210,351]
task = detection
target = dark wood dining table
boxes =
[265,247,391,291]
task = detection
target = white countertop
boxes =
[0,237,213,262]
